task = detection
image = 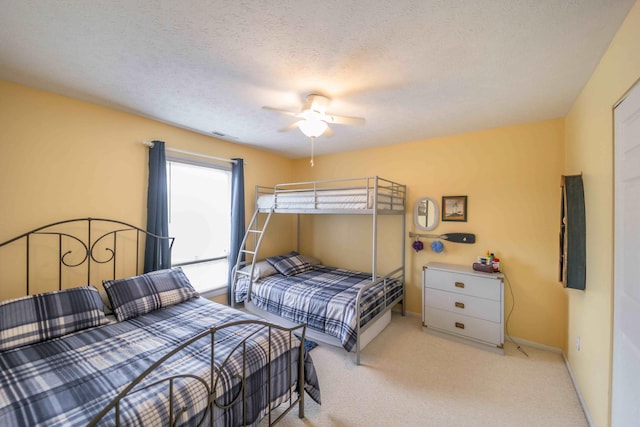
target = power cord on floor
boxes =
[503,270,529,357]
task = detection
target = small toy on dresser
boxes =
[474,250,501,273]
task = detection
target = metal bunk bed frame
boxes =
[233,176,407,364]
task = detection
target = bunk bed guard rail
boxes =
[255,176,406,213]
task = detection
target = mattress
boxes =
[257,188,404,211]
[235,265,404,352]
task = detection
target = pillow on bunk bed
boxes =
[103,267,199,322]
[239,260,278,279]
[0,285,109,352]
[266,251,313,276]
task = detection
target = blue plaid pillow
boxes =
[0,286,109,352]
[266,251,313,276]
[103,268,199,321]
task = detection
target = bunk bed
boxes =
[232,177,407,364]
[0,218,319,427]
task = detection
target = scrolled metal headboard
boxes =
[0,217,174,296]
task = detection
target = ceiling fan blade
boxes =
[278,121,301,132]
[323,126,334,137]
[262,106,299,116]
[301,97,315,112]
[303,94,330,113]
[324,114,366,126]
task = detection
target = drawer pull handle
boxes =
[455,322,465,329]
[455,281,465,288]
[455,302,465,309]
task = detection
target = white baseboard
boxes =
[561,352,594,427]
[507,335,562,353]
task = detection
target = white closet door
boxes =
[612,80,640,426]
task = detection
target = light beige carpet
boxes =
[268,313,588,427]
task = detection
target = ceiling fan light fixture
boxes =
[298,118,328,138]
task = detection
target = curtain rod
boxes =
[142,141,238,165]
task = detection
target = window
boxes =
[167,157,231,295]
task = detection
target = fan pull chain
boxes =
[310,136,315,167]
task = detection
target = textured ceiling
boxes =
[0,1,635,158]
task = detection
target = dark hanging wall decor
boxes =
[559,174,586,290]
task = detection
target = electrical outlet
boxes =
[576,336,581,352]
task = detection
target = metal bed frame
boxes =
[233,176,407,364]
[0,218,308,426]
[88,319,307,426]
[0,217,174,296]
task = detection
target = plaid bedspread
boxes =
[235,266,403,351]
[0,297,320,427]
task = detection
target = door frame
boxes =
[611,76,640,425]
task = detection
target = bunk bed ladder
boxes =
[231,208,274,307]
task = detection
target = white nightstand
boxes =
[423,262,504,353]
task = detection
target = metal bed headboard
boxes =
[0,217,174,296]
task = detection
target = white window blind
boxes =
[167,157,231,294]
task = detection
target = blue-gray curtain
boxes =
[227,158,245,304]
[144,140,170,272]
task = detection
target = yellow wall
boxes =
[293,118,567,349]
[0,78,569,350]
[0,79,295,301]
[564,1,640,425]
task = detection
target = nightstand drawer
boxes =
[425,307,502,345]
[426,269,500,300]
[424,287,501,323]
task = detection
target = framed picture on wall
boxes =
[442,196,467,222]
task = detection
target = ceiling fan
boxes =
[262,93,366,139]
